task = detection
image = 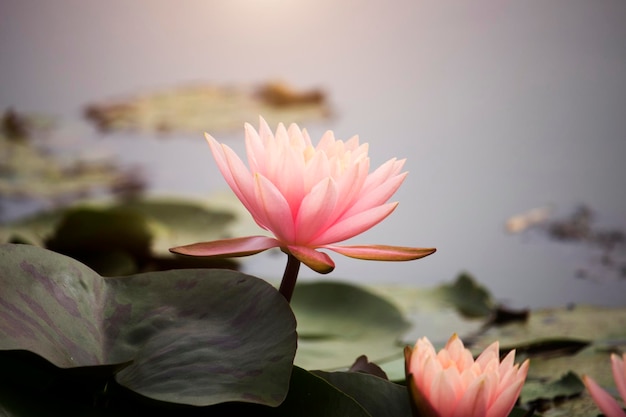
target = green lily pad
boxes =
[45,207,153,276]
[112,198,239,255]
[469,305,626,353]
[0,197,238,253]
[370,273,494,349]
[314,370,412,417]
[433,272,495,318]
[0,197,254,274]
[522,371,585,404]
[520,370,593,417]
[0,132,143,205]
[272,367,372,417]
[0,243,297,406]
[291,281,410,370]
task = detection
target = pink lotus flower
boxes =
[583,353,626,417]
[170,117,435,275]
[404,334,529,417]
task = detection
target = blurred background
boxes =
[1,0,625,309]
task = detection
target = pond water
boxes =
[1,1,625,309]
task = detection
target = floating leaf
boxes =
[0,120,144,206]
[0,243,297,406]
[470,305,626,352]
[522,371,585,404]
[433,272,495,318]
[348,355,389,380]
[291,281,410,370]
[112,198,241,255]
[0,197,249,274]
[503,338,590,359]
[272,367,372,417]
[84,81,332,135]
[314,370,412,417]
[45,207,153,276]
[1,198,238,251]
[370,273,494,348]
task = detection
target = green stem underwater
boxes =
[278,254,301,303]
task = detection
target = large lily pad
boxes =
[285,274,499,379]
[0,243,297,406]
[290,281,410,371]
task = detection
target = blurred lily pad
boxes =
[521,371,585,405]
[1,108,145,212]
[0,197,257,274]
[291,281,410,370]
[84,81,332,135]
[371,273,497,349]
[1,198,235,248]
[470,305,626,352]
[45,207,153,276]
[433,272,495,318]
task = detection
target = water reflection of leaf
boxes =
[83,81,332,135]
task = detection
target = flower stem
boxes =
[279,254,301,303]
